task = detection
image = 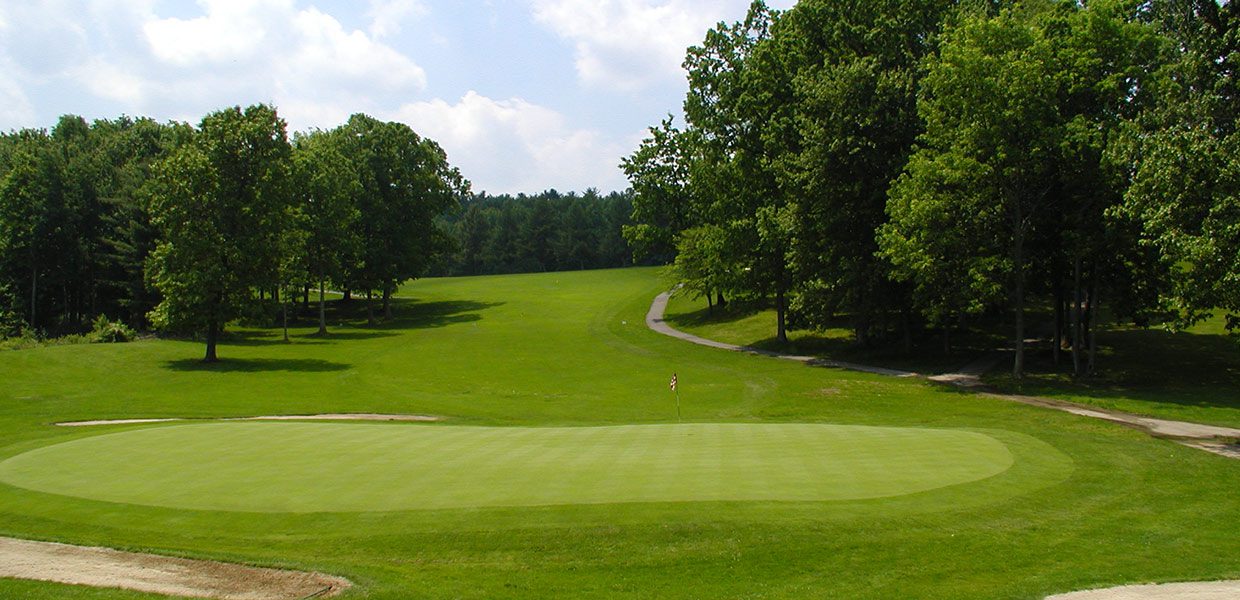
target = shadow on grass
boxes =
[292,298,503,332]
[163,357,351,373]
[992,327,1240,412]
[664,300,1005,374]
[361,299,503,330]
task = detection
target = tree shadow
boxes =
[993,326,1240,412]
[372,299,504,330]
[163,357,351,373]
[294,330,398,342]
[664,300,1004,374]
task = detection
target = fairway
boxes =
[0,422,1012,512]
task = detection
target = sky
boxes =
[0,0,794,195]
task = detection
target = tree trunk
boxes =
[775,286,787,344]
[282,301,289,342]
[318,280,327,335]
[1053,281,1064,367]
[1088,269,1099,375]
[204,320,219,363]
[706,290,714,315]
[366,290,374,325]
[943,319,951,355]
[1072,257,1084,377]
[29,267,37,330]
[343,289,351,303]
[382,285,392,321]
[303,283,310,311]
[716,292,726,308]
[1012,225,1026,379]
[901,309,912,355]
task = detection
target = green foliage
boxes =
[335,114,469,310]
[88,314,136,343]
[431,189,634,276]
[146,104,293,360]
[620,118,692,263]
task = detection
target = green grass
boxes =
[664,290,1240,428]
[0,267,1237,599]
[0,422,1014,511]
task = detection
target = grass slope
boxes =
[0,267,1236,599]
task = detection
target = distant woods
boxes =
[430,189,637,277]
[624,0,1240,377]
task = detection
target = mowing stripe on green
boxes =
[0,422,1013,512]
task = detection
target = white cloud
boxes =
[529,0,793,91]
[127,0,426,129]
[366,0,427,38]
[0,62,35,129]
[142,0,283,66]
[71,57,147,105]
[392,91,631,194]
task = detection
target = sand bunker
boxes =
[0,536,349,599]
[1046,581,1240,599]
[57,413,441,426]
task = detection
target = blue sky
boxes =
[0,0,792,195]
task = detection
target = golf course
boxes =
[0,266,1236,598]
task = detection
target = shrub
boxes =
[90,315,136,343]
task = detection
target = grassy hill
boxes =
[0,267,1237,598]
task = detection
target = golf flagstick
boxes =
[670,373,680,421]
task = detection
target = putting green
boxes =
[0,422,1013,512]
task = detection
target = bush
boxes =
[90,315,136,343]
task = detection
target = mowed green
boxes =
[0,422,1012,511]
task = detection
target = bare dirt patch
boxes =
[1046,580,1240,599]
[58,413,441,427]
[0,536,350,599]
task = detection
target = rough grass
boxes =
[0,267,1237,599]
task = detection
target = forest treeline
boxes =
[429,190,636,277]
[624,0,1240,377]
[0,106,474,360]
[0,104,641,359]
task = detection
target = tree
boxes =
[621,118,694,264]
[146,104,293,362]
[293,129,361,335]
[0,131,55,332]
[1114,0,1240,335]
[682,1,792,341]
[774,0,951,344]
[337,114,467,322]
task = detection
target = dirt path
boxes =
[58,413,441,427]
[0,536,349,599]
[647,291,1240,458]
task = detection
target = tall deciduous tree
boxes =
[337,114,467,322]
[146,104,293,362]
[293,129,361,335]
[1115,0,1240,334]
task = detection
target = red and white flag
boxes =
[669,373,677,391]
